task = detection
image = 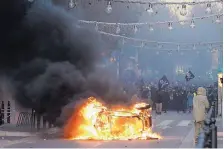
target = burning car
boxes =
[64,97,161,140]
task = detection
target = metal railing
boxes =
[16,112,32,127]
[16,110,53,131]
[195,101,218,148]
[16,110,37,130]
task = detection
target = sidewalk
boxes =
[0,124,40,137]
[178,115,223,148]
[0,136,39,148]
[217,117,223,148]
[0,124,61,138]
[0,124,39,147]
[0,124,61,147]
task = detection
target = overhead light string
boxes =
[113,0,222,5]
[28,0,222,15]
[78,13,222,27]
[107,0,222,13]
[98,31,223,47]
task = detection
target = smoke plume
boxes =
[0,0,129,126]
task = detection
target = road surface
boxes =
[1,111,223,148]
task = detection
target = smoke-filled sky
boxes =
[52,0,222,82]
[0,0,133,125]
[74,0,222,82]
[136,0,222,79]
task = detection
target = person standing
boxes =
[181,89,188,113]
[162,90,169,113]
[151,86,157,110]
[175,88,182,113]
[155,90,162,115]
[193,87,209,145]
[187,91,194,113]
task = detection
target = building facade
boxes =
[0,78,30,125]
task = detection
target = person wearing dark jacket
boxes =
[155,91,162,114]
[162,91,169,113]
[181,90,188,113]
[174,89,182,113]
[151,86,157,110]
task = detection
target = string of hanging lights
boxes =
[112,0,222,5]
[67,0,222,6]
[67,0,222,14]
[79,13,222,33]
[99,31,223,51]
[27,0,222,50]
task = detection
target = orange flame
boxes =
[64,97,161,140]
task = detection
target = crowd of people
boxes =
[127,78,218,115]
[125,77,220,145]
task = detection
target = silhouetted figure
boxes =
[162,91,169,113]
[187,91,194,113]
[181,90,188,113]
[174,89,182,113]
[155,91,162,115]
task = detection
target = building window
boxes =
[1,101,4,124]
[7,101,11,123]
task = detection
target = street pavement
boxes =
[1,111,204,148]
[1,111,222,148]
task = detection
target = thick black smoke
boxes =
[0,0,129,125]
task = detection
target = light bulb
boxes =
[68,0,76,8]
[168,22,173,30]
[149,25,154,31]
[180,21,185,25]
[180,4,187,16]
[177,45,180,51]
[168,51,172,55]
[146,3,154,14]
[133,26,138,33]
[122,39,125,45]
[206,3,212,13]
[158,44,162,49]
[193,44,196,50]
[116,25,120,34]
[95,23,98,31]
[209,44,212,49]
[105,1,112,14]
[215,15,221,23]
[190,20,195,28]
